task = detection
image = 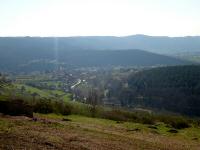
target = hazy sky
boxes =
[0,0,200,37]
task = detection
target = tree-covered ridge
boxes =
[127,65,200,116]
[0,37,193,72]
[129,65,200,88]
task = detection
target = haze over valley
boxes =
[1,0,200,149]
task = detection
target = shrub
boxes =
[169,119,190,129]
[139,115,155,125]
[100,109,155,124]
[53,101,71,115]
[101,109,127,121]
[158,115,190,129]
[33,99,54,114]
[33,99,71,115]
[0,99,33,117]
[69,101,91,116]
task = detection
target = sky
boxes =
[0,0,200,37]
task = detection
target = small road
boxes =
[71,79,82,89]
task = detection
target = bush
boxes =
[99,109,155,124]
[139,115,155,124]
[33,99,54,114]
[101,109,128,121]
[69,101,91,116]
[33,99,71,115]
[169,119,190,129]
[158,115,190,129]
[53,101,71,115]
[0,99,33,117]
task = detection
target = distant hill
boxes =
[0,39,190,72]
[1,35,200,55]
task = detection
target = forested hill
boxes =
[0,37,191,72]
[0,49,189,72]
[126,65,200,116]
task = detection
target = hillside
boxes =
[0,113,200,150]
[0,37,191,72]
[125,65,200,116]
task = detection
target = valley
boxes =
[0,36,200,150]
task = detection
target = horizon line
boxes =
[0,34,200,38]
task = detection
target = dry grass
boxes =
[0,114,199,150]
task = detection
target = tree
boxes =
[31,92,39,103]
[0,74,11,91]
[86,88,102,117]
[0,74,7,89]
[21,86,26,93]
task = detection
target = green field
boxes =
[0,83,72,102]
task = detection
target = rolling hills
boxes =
[1,35,200,54]
[0,37,192,72]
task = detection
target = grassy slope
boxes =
[0,114,200,150]
[1,83,72,101]
[15,84,50,97]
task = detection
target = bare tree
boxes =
[86,88,102,117]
